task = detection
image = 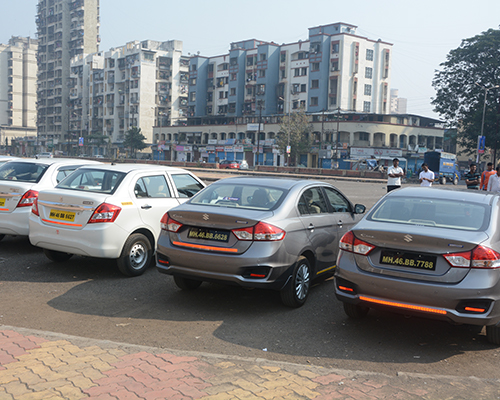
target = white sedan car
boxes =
[29,164,206,276]
[0,158,100,241]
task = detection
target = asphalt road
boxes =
[1,176,499,381]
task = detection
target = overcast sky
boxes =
[2,0,500,119]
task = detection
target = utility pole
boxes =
[256,99,262,166]
[319,109,324,168]
[335,107,341,164]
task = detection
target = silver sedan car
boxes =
[156,177,366,307]
[335,187,500,345]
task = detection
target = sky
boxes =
[2,0,500,119]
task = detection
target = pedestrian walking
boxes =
[419,163,435,187]
[487,166,500,193]
[387,158,405,192]
[465,164,481,190]
[480,162,495,190]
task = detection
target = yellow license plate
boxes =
[0,198,5,207]
[49,209,76,222]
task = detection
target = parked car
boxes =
[219,160,240,169]
[34,152,53,159]
[335,186,500,345]
[29,164,206,276]
[156,177,366,307]
[0,158,101,242]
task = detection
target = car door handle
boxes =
[337,220,343,228]
[141,204,152,209]
[308,224,315,231]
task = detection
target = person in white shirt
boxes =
[387,158,405,192]
[419,163,435,187]
[487,166,500,192]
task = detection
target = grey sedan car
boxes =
[156,177,366,307]
[335,187,500,345]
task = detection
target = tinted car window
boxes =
[323,187,352,213]
[299,188,328,214]
[57,169,126,194]
[171,174,204,198]
[190,183,286,210]
[369,197,489,231]
[0,162,48,183]
[135,175,171,198]
[55,166,82,183]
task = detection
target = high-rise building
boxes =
[188,23,393,119]
[390,88,407,114]
[67,40,188,156]
[0,36,38,154]
[36,0,99,152]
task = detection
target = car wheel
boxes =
[174,276,202,290]
[0,234,5,242]
[440,176,446,185]
[117,233,152,277]
[486,325,500,345]
[280,256,311,308]
[343,302,369,319]
[453,177,459,185]
[43,249,73,262]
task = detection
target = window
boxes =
[364,84,372,96]
[310,97,318,106]
[301,67,308,76]
[359,132,369,141]
[257,84,265,95]
[189,78,196,86]
[294,68,300,77]
[311,62,320,71]
[230,73,237,81]
[280,52,286,63]
[323,187,351,213]
[135,175,171,198]
[190,64,197,72]
[259,53,267,61]
[365,67,373,79]
[230,57,237,66]
[230,88,236,96]
[298,188,328,215]
[298,52,307,60]
[311,80,319,89]
[311,42,321,53]
[171,174,204,198]
[366,49,374,61]
[331,60,339,71]
[300,84,307,92]
[280,69,286,79]
[363,101,371,112]
[190,92,196,102]
[331,42,339,53]
[258,69,266,78]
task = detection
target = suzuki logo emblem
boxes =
[203,214,209,221]
[403,234,413,243]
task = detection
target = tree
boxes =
[123,126,147,158]
[276,107,313,166]
[432,28,500,160]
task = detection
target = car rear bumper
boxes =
[29,215,127,259]
[0,208,30,236]
[335,251,500,327]
[155,235,295,290]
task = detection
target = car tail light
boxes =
[88,203,121,224]
[232,221,285,241]
[161,214,183,232]
[339,231,375,255]
[17,190,38,208]
[444,245,500,269]
[31,197,39,216]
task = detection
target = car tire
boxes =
[43,249,73,262]
[174,276,202,290]
[453,176,459,185]
[440,177,446,185]
[280,256,311,308]
[343,302,369,319]
[486,325,500,345]
[117,233,152,277]
[0,234,5,242]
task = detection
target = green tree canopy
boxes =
[123,126,147,157]
[276,107,313,166]
[432,28,500,158]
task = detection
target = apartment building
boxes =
[68,40,188,156]
[0,36,38,154]
[390,88,408,114]
[188,23,393,119]
[36,0,99,152]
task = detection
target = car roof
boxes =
[7,158,101,166]
[75,163,191,174]
[210,176,330,190]
[388,186,498,205]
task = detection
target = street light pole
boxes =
[256,99,262,166]
[335,107,341,165]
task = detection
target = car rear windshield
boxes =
[189,183,287,210]
[368,197,489,231]
[57,168,126,194]
[0,162,48,183]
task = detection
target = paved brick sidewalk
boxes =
[1,326,499,400]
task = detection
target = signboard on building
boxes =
[247,123,264,132]
[350,147,402,159]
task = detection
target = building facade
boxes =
[0,36,38,155]
[36,0,99,152]
[67,40,188,156]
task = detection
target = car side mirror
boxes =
[354,204,366,214]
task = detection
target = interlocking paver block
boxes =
[232,378,267,393]
[259,387,295,399]
[288,382,321,398]
[313,373,346,385]
[2,381,32,397]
